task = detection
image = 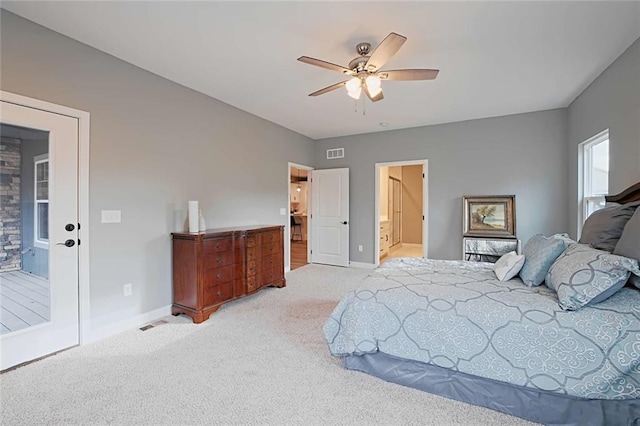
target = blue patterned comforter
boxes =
[324,258,640,400]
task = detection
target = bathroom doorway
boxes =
[375,160,428,265]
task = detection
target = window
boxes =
[580,130,609,230]
[34,155,49,248]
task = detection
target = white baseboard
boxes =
[285,266,291,273]
[83,305,172,344]
[349,261,377,269]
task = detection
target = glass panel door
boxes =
[0,101,79,371]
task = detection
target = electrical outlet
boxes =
[358,245,363,252]
[123,283,132,297]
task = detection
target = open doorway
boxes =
[375,160,428,266]
[287,163,313,271]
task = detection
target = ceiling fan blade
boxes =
[297,56,354,75]
[308,81,347,97]
[379,69,439,81]
[365,32,407,71]
[363,83,384,103]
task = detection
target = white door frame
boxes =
[374,159,429,266]
[1,90,91,345]
[286,162,313,272]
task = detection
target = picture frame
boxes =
[463,195,516,238]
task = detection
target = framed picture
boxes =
[463,195,516,238]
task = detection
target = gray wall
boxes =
[20,135,49,279]
[314,109,569,263]
[568,37,640,238]
[0,11,314,329]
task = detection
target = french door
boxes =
[0,100,79,371]
[310,168,349,267]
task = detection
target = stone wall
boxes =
[1,137,21,271]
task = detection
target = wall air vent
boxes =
[326,148,344,159]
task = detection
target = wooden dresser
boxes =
[171,225,285,323]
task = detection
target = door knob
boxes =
[57,239,75,247]
[342,221,348,225]
[65,223,75,232]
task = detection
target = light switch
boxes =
[279,208,287,216]
[101,210,121,223]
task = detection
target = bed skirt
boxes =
[342,352,640,426]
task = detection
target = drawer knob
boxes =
[216,273,221,279]
[217,290,222,297]
[216,243,221,249]
[216,257,222,264]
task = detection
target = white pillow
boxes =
[494,251,525,281]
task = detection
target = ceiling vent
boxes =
[327,148,344,159]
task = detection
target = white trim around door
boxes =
[374,159,429,267]
[1,90,91,345]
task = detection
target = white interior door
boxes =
[0,101,79,370]
[311,168,349,267]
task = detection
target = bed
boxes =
[323,183,640,425]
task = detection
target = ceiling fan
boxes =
[298,32,439,103]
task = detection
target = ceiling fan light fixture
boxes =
[347,87,362,100]
[365,75,381,91]
[346,77,361,92]
[299,32,439,102]
[368,85,382,98]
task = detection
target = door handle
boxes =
[57,239,76,247]
[342,221,348,225]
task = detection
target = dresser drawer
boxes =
[261,253,282,270]
[246,275,258,293]
[246,236,257,248]
[261,267,283,286]
[204,251,232,269]
[262,242,281,256]
[204,281,233,307]
[247,260,259,277]
[246,246,258,262]
[204,238,231,253]
[261,231,281,245]
[204,265,232,285]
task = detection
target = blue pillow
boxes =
[519,234,566,286]
[545,244,640,310]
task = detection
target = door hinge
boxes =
[422,173,425,178]
[78,223,81,230]
[422,216,424,220]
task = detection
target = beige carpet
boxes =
[0,264,537,425]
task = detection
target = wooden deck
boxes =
[0,270,50,335]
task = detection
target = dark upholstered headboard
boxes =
[605,182,640,204]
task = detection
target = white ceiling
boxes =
[3,1,639,140]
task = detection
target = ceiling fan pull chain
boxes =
[362,96,366,116]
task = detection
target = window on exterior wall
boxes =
[34,155,49,249]
[580,130,609,229]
